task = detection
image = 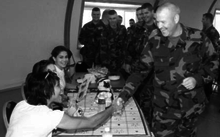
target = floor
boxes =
[0,87,220,137]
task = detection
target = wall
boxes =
[0,0,68,90]
[70,0,84,62]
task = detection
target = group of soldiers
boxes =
[78,2,220,136]
[78,4,157,74]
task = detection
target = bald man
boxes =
[118,2,219,137]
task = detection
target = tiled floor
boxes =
[197,91,220,137]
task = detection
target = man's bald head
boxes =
[156,2,180,17]
[155,2,181,37]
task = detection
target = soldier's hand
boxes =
[112,97,124,116]
[182,77,196,90]
[123,64,131,73]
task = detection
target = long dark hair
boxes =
[49,45,72,63]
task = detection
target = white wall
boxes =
[0,0,68,90]
[70,0,84,63]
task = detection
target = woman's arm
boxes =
[57,99,120,130]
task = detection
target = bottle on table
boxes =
[102,127,113,137]
[98,93,106,112]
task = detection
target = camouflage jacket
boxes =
[78,20,106,66]
[126,22,158,64]
[99,24,127,72]
[119,24,219,119]
[202,25,220,51]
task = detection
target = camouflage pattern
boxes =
[126,22,158,126]
[78,20,106,68]
[152,101,206,137]
[126,21,146,63]
[119,24,219,136]
[202,25,220,51]
[98,24,127,72]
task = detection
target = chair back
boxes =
[64,55,76,83]
[75,61,89,72]
[21,83,27,100]
[2,101,17,129]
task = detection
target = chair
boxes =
[75,61,89,72]
[2,101,17,129]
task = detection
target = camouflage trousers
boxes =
[151,102,206,137]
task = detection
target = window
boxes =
[82,2,140,28]
[213,9,220,34]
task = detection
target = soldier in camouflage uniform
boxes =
[202,13,220,100]
[202,13,220,51]
[125,3,158,126]
[125,7,145,65]
[99,10,127,73]
[118,2,219,137]
[78,7,104,68]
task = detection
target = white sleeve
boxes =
[39,109,64,133]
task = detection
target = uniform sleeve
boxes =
[119,41,154,102]
[194,33,219,86]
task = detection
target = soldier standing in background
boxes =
[78,7,102,68]
[99,10,127,73]
[202,12,220,101]
[124,3,158,126]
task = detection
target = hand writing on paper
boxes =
[182,77,196,90]
[112,97,125,116]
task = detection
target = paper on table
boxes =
[76,74,93,102]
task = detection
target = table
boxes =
[70,73,126,89]
[58,92,153,137]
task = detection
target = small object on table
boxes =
[95,78,114,109]
[87,67,108,78]
[102,127,113,137]
[108,75,120,81]
[76,74,94,102]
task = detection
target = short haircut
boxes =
[136,7,142,12]
[157,2,180,15]
[32,60,53,74]
[26,71,60,105]
[108,10,117,15]
[102,9,110,19]
[141,3,153,11]
[129,19,135,22]
[118,15,122,19]
[203,13,214,23]
[92,7,100,12]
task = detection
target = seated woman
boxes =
[49,45,75,91]
[25,60,67,111]
[6,71,120,137]
[24,60,55,100]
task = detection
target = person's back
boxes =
[6,100,63,137]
